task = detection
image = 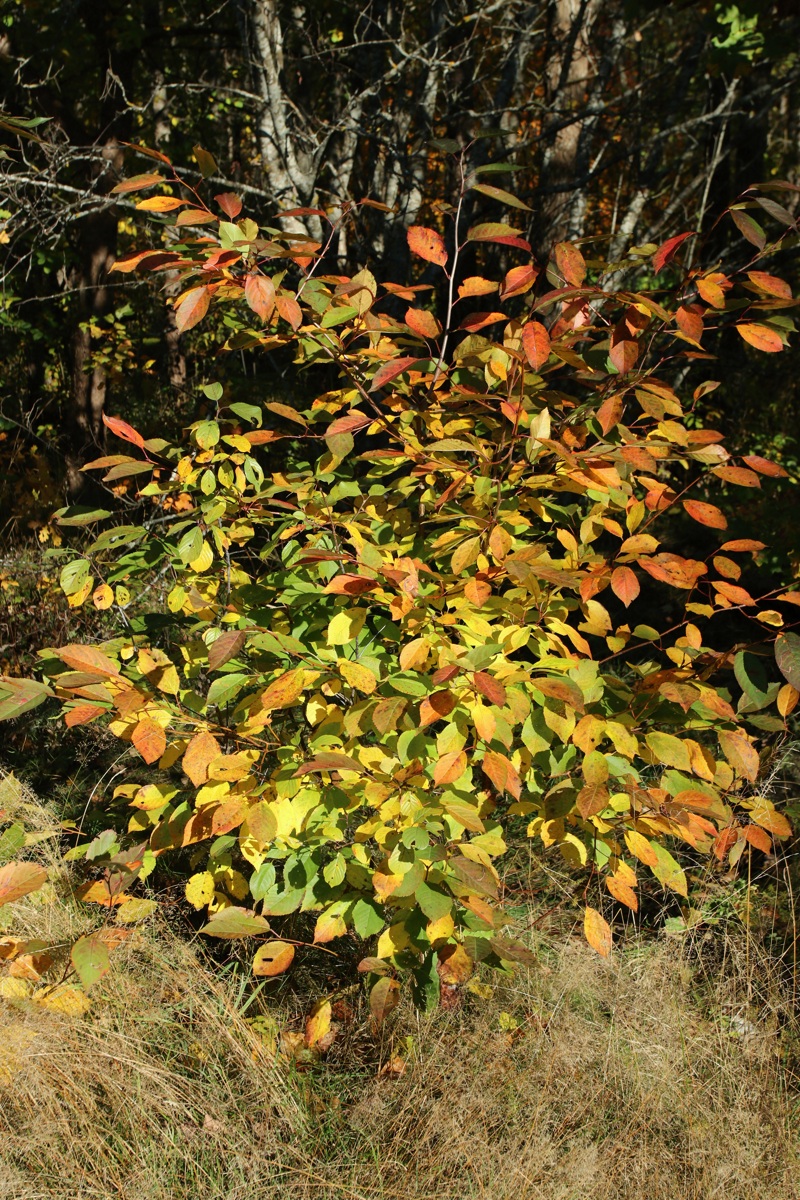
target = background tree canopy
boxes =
[0,0,798,562]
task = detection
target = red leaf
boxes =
[553,242,586,287]
[473,671,507,707]
[215,192,242,219]
[369,357,425,392]
[521,321,550,370]
[610,566,639,607]
[682,499,727,530]
[405,307,441,339]
[652,231,695,274]
[609,328,638,374]
[102,413,146,450]
[407,225,447,267]
[174,286,210,333]
[327,411,371,437]
[244,274,276,322]
[458,311,506,333]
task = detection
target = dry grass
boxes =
[0,776,798,1200]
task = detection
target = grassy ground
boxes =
[1,797,798,1200]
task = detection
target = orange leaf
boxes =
[275,293,302,329]
[57,644,121,677]
[682,499,727,530]
[609,330,638,374]
[253,940,295,976]
[745,825,773,854]
[436,943,474,985]
[407,225,447,267]
[610,566,639,607]
[553,242,586,286]
[369,977,401,1026]
[0,862,47,906]
[675,304,704,341]
[102,412,147,450]
[713,581,755,606]
[183,731,220,787]
[419,690,456,727]
[405,307,441,339]
[596,393,623,435]
[638,553,706,590]
[65,703,106,727]
[136,195,186,211]
[718,730,759,782]
[696,272,730,308]
[605,875,638,911]
[458,276,497,298]
[521,320,550,370]
[712,466,761,487]
[737,323,783,353]
[433,750,467,786]
[215,192,242,219]
[584,907,612,957]
[110,172,164,195]
[260,668,306,712]
[499,263,538,298]
[482,750,521,799]
[742,454,788,478]
[244,274,275,322]
[132,718,166,765]
[175,286,210,333]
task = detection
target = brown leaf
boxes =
[370,976,401,1027]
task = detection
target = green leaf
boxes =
[411,950,440,1011]
[71,933,110,991]
[649,842,688,897]
[323,853,347,887]
[471,183,531,211]
[352,897,385,938]
[199,906,270,938]
[415,881,453,922]
[775,632,800,689]
[0,823,25,862]
[60,559,90,596]
[206,672,250,707]
[0,677,53,721]
[734,650,770,709]
[54,506,113,527]
[229,401,262,427]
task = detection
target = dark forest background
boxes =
[0,0,798,565]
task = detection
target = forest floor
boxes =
[1,785,798,1200]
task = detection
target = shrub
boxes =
[1,148,797,1006]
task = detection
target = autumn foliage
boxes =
[1,145,797,1006]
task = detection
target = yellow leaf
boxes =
[67,576,94,608]
[185,871,215,909]
[338,658,378,694]
[92,584,114,610]
[399,637,430,671]
[115,898,158,924]
[377,920,411,959]
[188,540,214,572]
[305,999,333,1048]
[624,829,658,868]
[33,984,91,1015]
[451,536,481,575]
[314,905,347,944]
[327,608,366,645]
[584,906,612,956]
[253,941,295,977]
